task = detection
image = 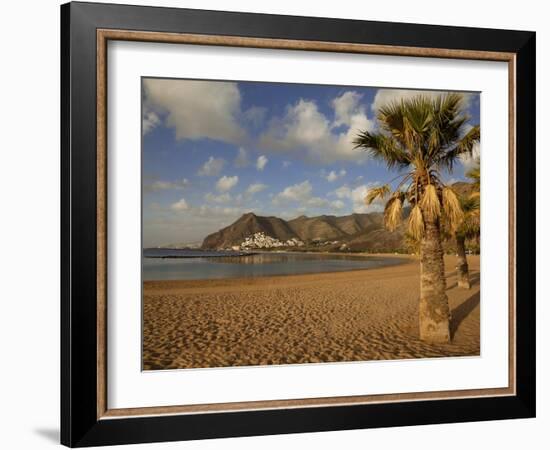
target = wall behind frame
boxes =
[0,0,546,449]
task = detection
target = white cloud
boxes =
[330,183,383,213]
[170,197,189,211]
[144,178,189,192]
[143,78,245,143]
[332,185,352,199]
[142,111,160,134]
[371,89,473,113]
[198,156,225,177]
[272,180,339,212]
[216,175,239,192]
[327,171,338,182]
[332,91,363,127]
[246,183,268,195]
[282,161,291,168]
[243,106,267,127]
[256,155,268,171]
[169,197,244,216]
[205,192,232,203]
[350,185,371,213]
[272,180,312,204]
[196,205,243,217]
[325,169,347,182]
[234,147,249,168]
[259,91,374,163]
[306,197,329,208]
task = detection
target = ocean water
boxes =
[143,249,405,281]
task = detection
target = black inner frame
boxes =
[61,2,536,447]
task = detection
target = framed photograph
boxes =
[61,1,536,447]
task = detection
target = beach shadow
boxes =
[34,428,59,444]
[450,291,480,338]
[446,271,481,291]
[470,272,480,287]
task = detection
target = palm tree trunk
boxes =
[419,216,451,343]
[455,234,470,289]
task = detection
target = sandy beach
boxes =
[143,255,480,370]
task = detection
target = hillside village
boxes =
[237,232,305,250]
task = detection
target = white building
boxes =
[240,232,304,249]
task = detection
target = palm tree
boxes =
[455,164,480,289]
[354,94,480,343]
[403,232,421,255]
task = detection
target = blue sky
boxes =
[142,78,480,247]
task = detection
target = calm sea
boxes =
[143,249,405,281]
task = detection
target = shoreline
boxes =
[144,254,415,288]
[143,249,420,259]
[143,257,420,292]
[143,252,415,284]
[143,255,480,369]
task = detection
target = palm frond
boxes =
[465,161,480,214]
[442,187,464,231]
[353,132,410,170]
[378,96,432,153]
[439,125,480,171]
[457,212,480,239]
[384,196,403,231]
[419,184,441,221]
[360,93,476,173]
[466,164,480,190]
[460,194,479,213]
[408,205,425,240]
[364,184,391,205]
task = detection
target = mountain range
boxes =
[201,211,403,252]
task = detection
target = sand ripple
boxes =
[143,256,480,370]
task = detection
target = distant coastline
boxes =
[143,248,256,259]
